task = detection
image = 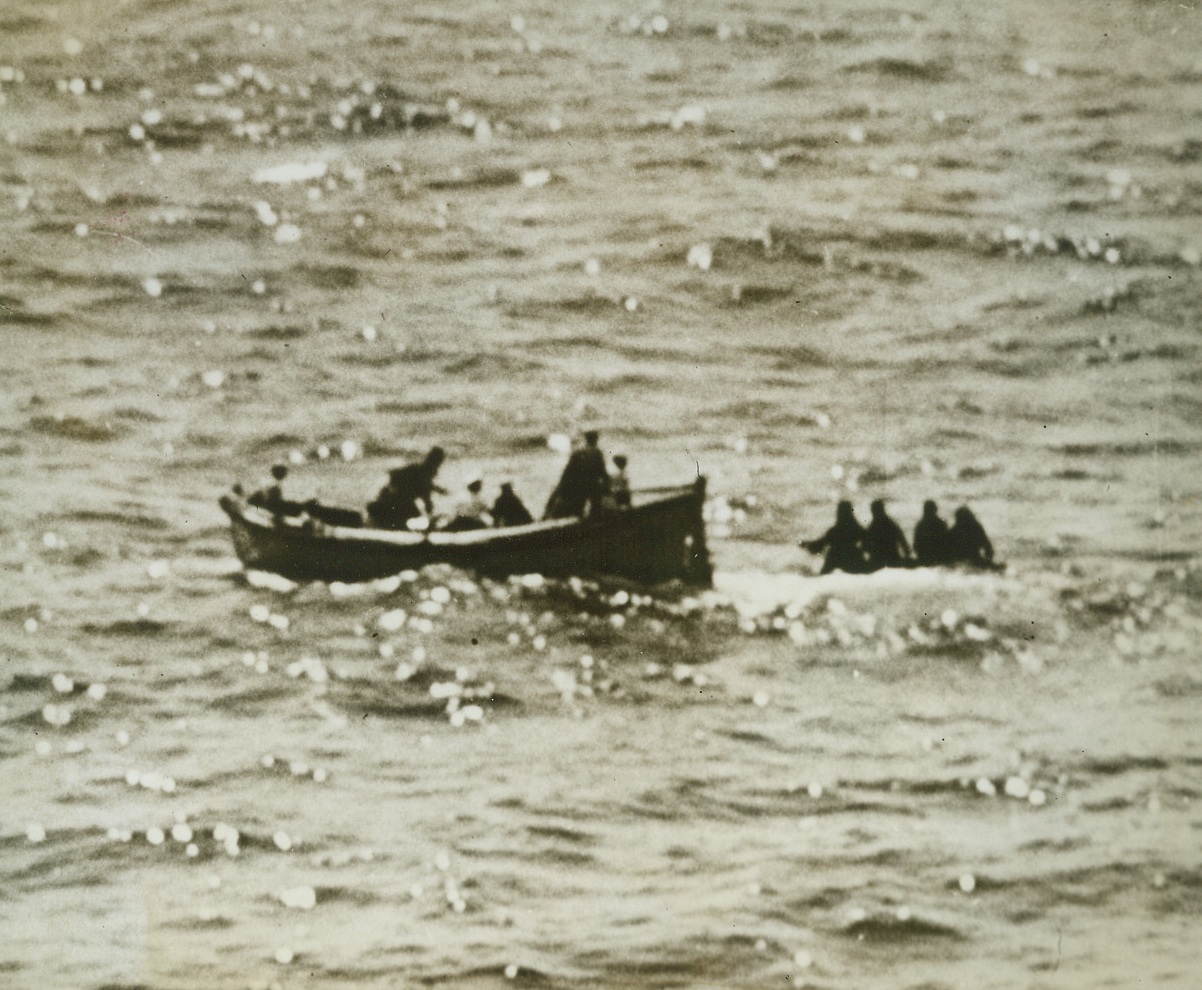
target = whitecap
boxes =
[280,885,316,909]
[254,161,327,185]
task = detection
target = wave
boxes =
[723,284,798,307]
[504,292,622,320]
[79,619,169,637]
[632,156,714,173]
[732,346,828,370]
[426,167,522,190]
[842,912,964,943]
[245,324,307,340]
[0,300,55,325]
[578,934,777,985]
[207,682,295,713]
[375,399,457,414]
[1078,755,1169,776]
[1053,439,1196,457]
[526,824,598,845]
[28,415,121,442]
[441,353,545,377]
[335,349,411,368]
[843,57,954,83]
[296,263,362,289]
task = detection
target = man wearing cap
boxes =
[544,430,610,519]
[367,446,447,530]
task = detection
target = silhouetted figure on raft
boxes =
[864,498,912,570]
[444,477,492,531]
[367,446,447,531]
[801,500,870,574]
[248,464,289,513]
[492,482,533,528]
[947,506,995,568]
[913,500,951,567]
[544,430,610,519]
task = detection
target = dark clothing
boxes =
[803,517,869,575]
[368,463,441,530]
[248,483,285,513]
[610,470,631,508]
[545,446,609,519]
[492,488,533,528]
[864,513,911,570]
[442,515,488,532]
[947,509,994,568]
[913,513,951,567]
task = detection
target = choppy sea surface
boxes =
[3,2,1201,987]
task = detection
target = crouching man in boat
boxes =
[492,482,533,527]
[443,477,493,531]
[864,499,912,570]
[800,501,870,574]
[368,446,447,531]
[947,506,995,568]
[248,464,289,514]
[544,430,610,519]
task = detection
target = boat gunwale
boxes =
[220,482,704,549]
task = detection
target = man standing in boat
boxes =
[368,446,447,530]
[544,430,610,519]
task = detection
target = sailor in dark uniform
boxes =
[947,506,995,568]
[801,500,870,574]
[368,446,447,530]
[544,430,610,519]
[913,500,951,567]
[249,463,289,513]
[864,498,912,570]
[492,482,534,527]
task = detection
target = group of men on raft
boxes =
[363,429,629,533]
[801,498,995,574]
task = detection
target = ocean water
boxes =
[2,1,1201,987]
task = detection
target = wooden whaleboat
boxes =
[219,478,712,586]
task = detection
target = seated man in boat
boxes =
[864,498,912,570]
[946,506,995,568]
[913,500,951,566]
[248,464,289,514]
[367,446,447,530]
[800,501,870,574]
[443,477,493,531]
[609,454,632,508]
[492,482,533,527]
[544,429,610,519]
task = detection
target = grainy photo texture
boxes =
[2,2,1200,988]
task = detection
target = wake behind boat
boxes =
[219,478,712,586]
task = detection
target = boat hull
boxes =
[220,478,712,586]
